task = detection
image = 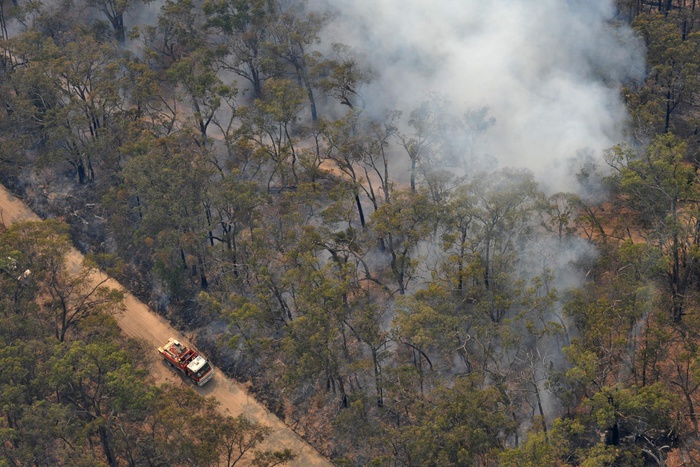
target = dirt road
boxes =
[0,185,332,467]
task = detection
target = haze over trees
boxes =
[4,0,700,465]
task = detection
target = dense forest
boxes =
[3,0,700,465]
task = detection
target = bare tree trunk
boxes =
[99,423,117,467]
[410,156,417,191]
[355,192,366,227]
[372,347,384,407]
[533,380,548,441]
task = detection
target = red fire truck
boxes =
[158,337,214,386]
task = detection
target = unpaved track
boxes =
[0,185,332,467]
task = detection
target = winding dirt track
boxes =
[0,185,332,467]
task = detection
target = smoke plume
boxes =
[312,0,645,193]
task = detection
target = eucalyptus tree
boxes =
[167,51,237,147]
[141,0,209,67]
[441,168,541,322]
[630,13,700,137]
[47,339,147,465]
[399,99,495,192]
[204,0,280,99]
[7,29,135,184]
[209,170,264,277]
[606,134,700,322]
[236,78,306,188]
[539,192,577,246]
[429,168,546,426]
[386,379,515,466]
[398,99,450,192]
[0,220,124,342]
[320,110,399,227]
[313,43,374,111]
[266,2,328,121]
[280,247,359,408]
[85,0,154,44]
[142,0,238,146]
[319,112,369,227]
[370,188,435,296]
[120,132,216,297]
[0,0,11,42]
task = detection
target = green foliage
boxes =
[384,378,515,466]
[312,43,373,110]
[606,134,700,322]
[629,13,700,136]
[499,420,573,467]
[563,274,651,393]
[371,188,435,295]
[118,132,217,298]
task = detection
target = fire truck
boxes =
[158,337,214,386]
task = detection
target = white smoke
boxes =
[311,0,645,193]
